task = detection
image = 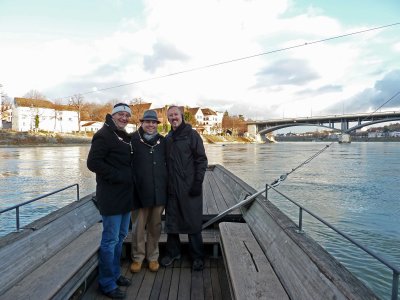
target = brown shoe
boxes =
[130,261,142,273]
[149,261,160,272]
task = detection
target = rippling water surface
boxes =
[0,142,399,299]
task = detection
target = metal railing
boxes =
[265,183,399,300]
[0,184,80,231]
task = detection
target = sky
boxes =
[1,0,400,120]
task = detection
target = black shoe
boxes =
[116,275,131,286]
[192,259,204,271]
[101,287,126,299]
[160,254,181,267]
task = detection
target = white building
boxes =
[12,98,79,133]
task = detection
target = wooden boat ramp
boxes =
[0,164,379,299]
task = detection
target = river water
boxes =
[0,142,399,299]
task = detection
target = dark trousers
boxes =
[166,232,204,260]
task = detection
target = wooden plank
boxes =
[136,270,157,299]
[125,266,146,299]
[203,172,220,215]
[202,263,214,300]
[168,267,181,299]
[0,196,100,296]
[213,164,378,300]
[124,228,220,245]
[191,269,204,300]
[1,222,102,300]
[219,222,288,300]
[158,267,173,300]
[149,268,165,300]
[217,258,231,300]
[177,267,191,300]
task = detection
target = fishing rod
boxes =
[202,90,400,229]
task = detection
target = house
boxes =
[187,107,204,124]
[80,121,103,133]
[12,98,79,133]
[201,108,223,134]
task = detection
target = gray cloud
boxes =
[296,84,342,96]
[143,41,190,73]
[253,58,319,88]
[324,70,400,114]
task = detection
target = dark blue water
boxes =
[0,142,399,299]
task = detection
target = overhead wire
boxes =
[60,22,400,100]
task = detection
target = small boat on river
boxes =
[0,164,385,299]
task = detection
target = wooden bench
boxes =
[0,193,102,300]
[219,222,289,300]
[213,164,378,300]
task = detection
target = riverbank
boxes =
[0,130,92,146]
[0,130,259,146]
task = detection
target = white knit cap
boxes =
[112,103,131,116]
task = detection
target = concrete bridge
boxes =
[247,111,400,142]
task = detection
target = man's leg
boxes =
[98,214,122,293]
[146,205,164,262]
[131,208,147,264]
[112,211,130,279]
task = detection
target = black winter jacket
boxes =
[165,122,208,233]
[131,127,167,209]
[87,114,134,215]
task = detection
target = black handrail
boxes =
[0,184,80,231]
[266,183,399,300]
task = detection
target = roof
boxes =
[187,107,201,115]
[14,97,54,109]
[14,97,77,111]
[201,108,217,116]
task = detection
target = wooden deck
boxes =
[80,166,241,299]
[81,254,232,300]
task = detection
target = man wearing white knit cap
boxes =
[87,102,134,299]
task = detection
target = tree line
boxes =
[1,89,248,135]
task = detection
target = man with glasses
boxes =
[87,103,134,299]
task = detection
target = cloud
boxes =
[254,59,319,88]
[296,84,342,96]
[325,70,400,113]
[143,40,190,73]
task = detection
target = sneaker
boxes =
[116,275,131,287]
[100,287,126,299]
[192,259,204,271]
[149,260,160,272]
[130,261,142,273]
[160,254,181,267]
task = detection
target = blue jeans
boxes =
[98,212,130,293]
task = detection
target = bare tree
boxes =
[24,89,47,100]
[69,94,84,131]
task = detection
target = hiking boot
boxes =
[149,260,160,272]
[101,287,126,299]
[160,254,181,267]
[116,275,131,286]
[192,259,204,271]
[130,261,142,273]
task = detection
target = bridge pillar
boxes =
[339,133,351,143]
[247,124,257,137]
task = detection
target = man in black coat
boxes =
[87,103,134,299]
[130,110,167,273]
[160,105,208,271]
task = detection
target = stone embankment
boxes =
[0,130,92,146]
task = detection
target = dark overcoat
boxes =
[165,123,208,234]
[87,114,134,216]
[131,127,167,209]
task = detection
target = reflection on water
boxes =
[0,143,399,298]
[0,146,96,233]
